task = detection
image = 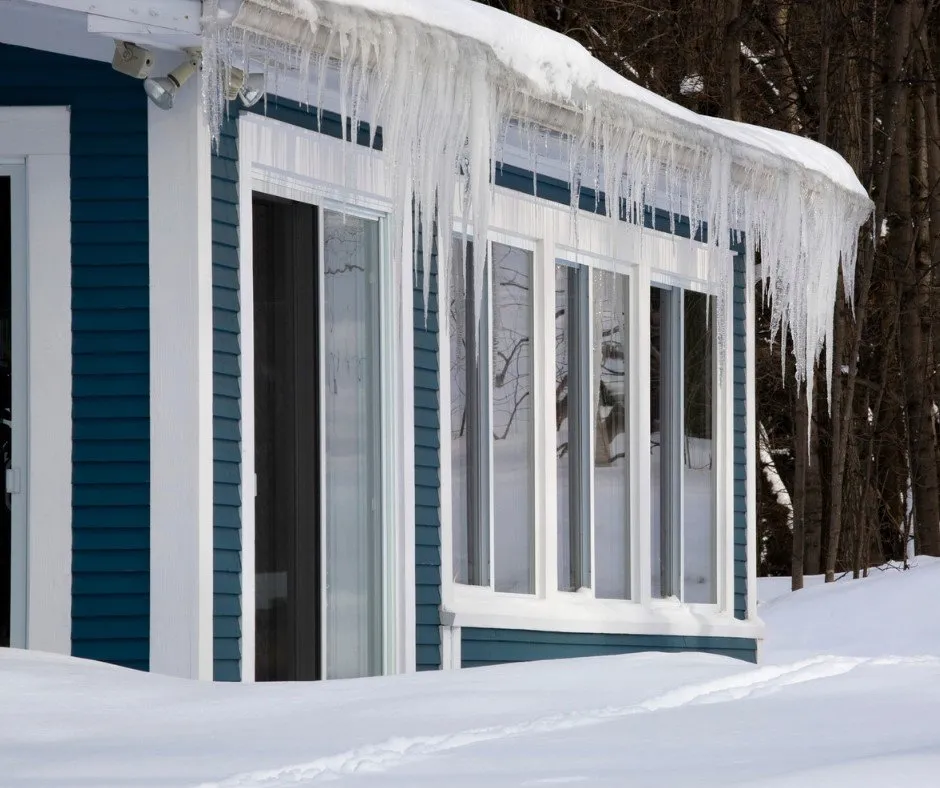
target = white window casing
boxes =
[440,184,762,641]
[238,113,416,678]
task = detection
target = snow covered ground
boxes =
[3,559,940,786]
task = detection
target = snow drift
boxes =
[202,0,872,407]
[2,560,940,786]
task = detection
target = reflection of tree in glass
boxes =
[593,270,627,466]
[449,239,471,439]
[684,291,713,471]
[491,243,531,442]
[323,218,371,392]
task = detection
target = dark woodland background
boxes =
[477,0,940,586]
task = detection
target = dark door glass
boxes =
[1,177,11,648]
[252,194,321,681]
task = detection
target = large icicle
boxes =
[201,0,873,409]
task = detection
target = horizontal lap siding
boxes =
[414,235,442,671]
[213,115,242,681]
[461,630,757,666]
[0,43,151,670]
[733,250,748,620]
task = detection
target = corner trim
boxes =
[148,80,215,680]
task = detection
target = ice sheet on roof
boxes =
[202,0,873,405]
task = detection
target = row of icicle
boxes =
[201,0,872,414]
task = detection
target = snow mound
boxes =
[3,560,940,785]
[759,557,940,660]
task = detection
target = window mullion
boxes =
[576,265,592,590]
[661,288,683,599]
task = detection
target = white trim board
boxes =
[0,106,73,655]
[148,79,215,680]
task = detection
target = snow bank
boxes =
[202,0,873,407]
[3,561,940,785]
[759,557,940,660]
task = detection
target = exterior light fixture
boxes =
[226,67,266,108]
[144,49,202,111]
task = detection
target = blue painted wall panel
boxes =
[414,234,442,671]
[461,629,757,666]
[0,42,151,670]
[212,115,242,681]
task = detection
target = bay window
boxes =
[446,207,724,620]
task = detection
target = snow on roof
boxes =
[203,0,873,400]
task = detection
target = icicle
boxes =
[202,0,873,418]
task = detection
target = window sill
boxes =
[441,587,764,640]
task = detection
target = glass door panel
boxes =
[322,209,383,679]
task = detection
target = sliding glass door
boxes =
[321,209,383,679]
[253,195,383,681]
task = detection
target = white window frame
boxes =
[647,278,725,610]
[238,113,415,679]
[0,107,72,655]
[440,182,752,639]
[446,229,543,597]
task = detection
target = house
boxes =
[0,0,872,681]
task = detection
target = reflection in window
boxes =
[683,291,716,603]
[651,286,717,603]
[492,242,534,594]
[593,269,630,599]
[322,210,383,679]
[450,238,489,586]
[556,263,589,591]
[650,287,677,599]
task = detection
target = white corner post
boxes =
[148,75,215,680]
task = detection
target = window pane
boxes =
[450,237,489,586]
[492,242,534,594]
[650,286,679,599]
[450,238,470,584]
[683,291,717,603]
[593,269,630,599]
[322,210,383,678]
[556,264,589,591]
[556,265,573,589]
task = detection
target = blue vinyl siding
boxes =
[0,42,150,670]
[461,630,757,666]
[732,248,748,620]
[414,232,442,671]
[212,115,242,681]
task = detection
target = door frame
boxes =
[0,107,72,654]
[0,161,27,648]
[238,113,416,680]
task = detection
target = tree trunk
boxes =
[803,422,824,573]
[722,0,744,121]
[791,383,808,589]
[825,0,916,582]
[904,45,940,556]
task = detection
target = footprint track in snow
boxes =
[197,656,930,787]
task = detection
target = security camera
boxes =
[112,41,155,80]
